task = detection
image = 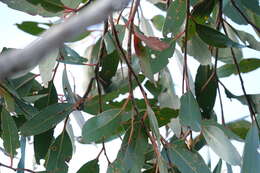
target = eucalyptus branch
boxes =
[0,162,35,173]
[0,0,131,80]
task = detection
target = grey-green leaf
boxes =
[163,0,186,37]
[77,159,99,173]
[196,24,245,48]
[45,131,73,173]
[179,91,202,132]
[82,109,130,143]
[202,125,242,165]
[1,108,20,157]
[163,141,211,173]
[20,103,73,136]
[241,123,260,173]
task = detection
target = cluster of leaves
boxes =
[0,0,259,173]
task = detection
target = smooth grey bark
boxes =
[0,0,130,80]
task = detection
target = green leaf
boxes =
[82,109,131,143]
[0,0,63,17]
[223,0,247,25]
[202,124,241,165]
[16,21,51,36]
[217,58,260,78]
[20,103,73,136]
[191,0,217,24]
[34,81,58,110]
[110,123,148,173]
[77,159,99,173]
[59,45,88,65]
[227,120,251,140]
[151,15,165,31]
[187,34,212,65]
[17,136,26,173]
[26,0,64,12]
[241,123,260,173]
[62,69,76,104]
[163,0,186,37]
[1,108,20,157]
[99,51,120,90]
[213,159,222,173]
[241,0,260,15]
[163,141,211,173]
[195,65,217,117]
[236,30,260,51]
[45,131,73,173]
[0,86,15,112]
[34,129,54,164]
[61,0,81,9]
[196,24,245,48]
[147,106,161,144]
[179,91,202,132]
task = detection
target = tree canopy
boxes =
[0,0,259,173]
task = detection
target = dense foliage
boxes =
[0,0,259,172]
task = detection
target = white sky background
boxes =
[0,1,260,173]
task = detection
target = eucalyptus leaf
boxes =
[179,91,202,132]
[241,123,260,173]
[77,159,99,173]
[202,124,242,165]
[1,108,20,157]
[20,103,73,136]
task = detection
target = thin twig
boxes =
[0,162,35,173]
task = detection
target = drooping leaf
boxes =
[151,15,165,31]
[236,30,260,51]
[162,141,211,173]
[227,119,251,140]
[147,106,161,144]
[0,86,15,112]
[187,34,212,65]
[196,24,245,48]
[26,0,64,12]
[195,65,217,117]
[158,67,180,109]
[59,45,88,65]
[163,0,186,37]
[191,0,217,24]
[34,81,58,110]
[217,58,260,78]
[39,50,58,88]
[99,51,120,90]
[77,159,99,173]
[17,136,26,173]
[109,123,148,173]
[241,0,260,15]
[223,0,247,25]
[241,123,260,173]
[45,131,73,173]
[1,108,20,157]
[0,0,63,17]
[82,109,131,143]
[20,103,73,136]
[179,91,202,132]
[16,21,51,36]
[202,124,242,165]
[213,159,222,173]
[34,129,54,164]
[134,31,170,51]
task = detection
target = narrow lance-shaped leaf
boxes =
[20,103,73,136]
[16,21,51,36]
[162,141,211,173]
[241,123,260,173]
[179,91,202,132]
[147,106,161,144]
[196,23,245,48]
[108,123,148,173]
[195,65,217,118]
[82,109,131,143]
[45,131,73,173]
[1,108,20,157]
[163,0,186,37]
[202,125,242,165]
[59,45,88,65]
[77,159,99,173]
